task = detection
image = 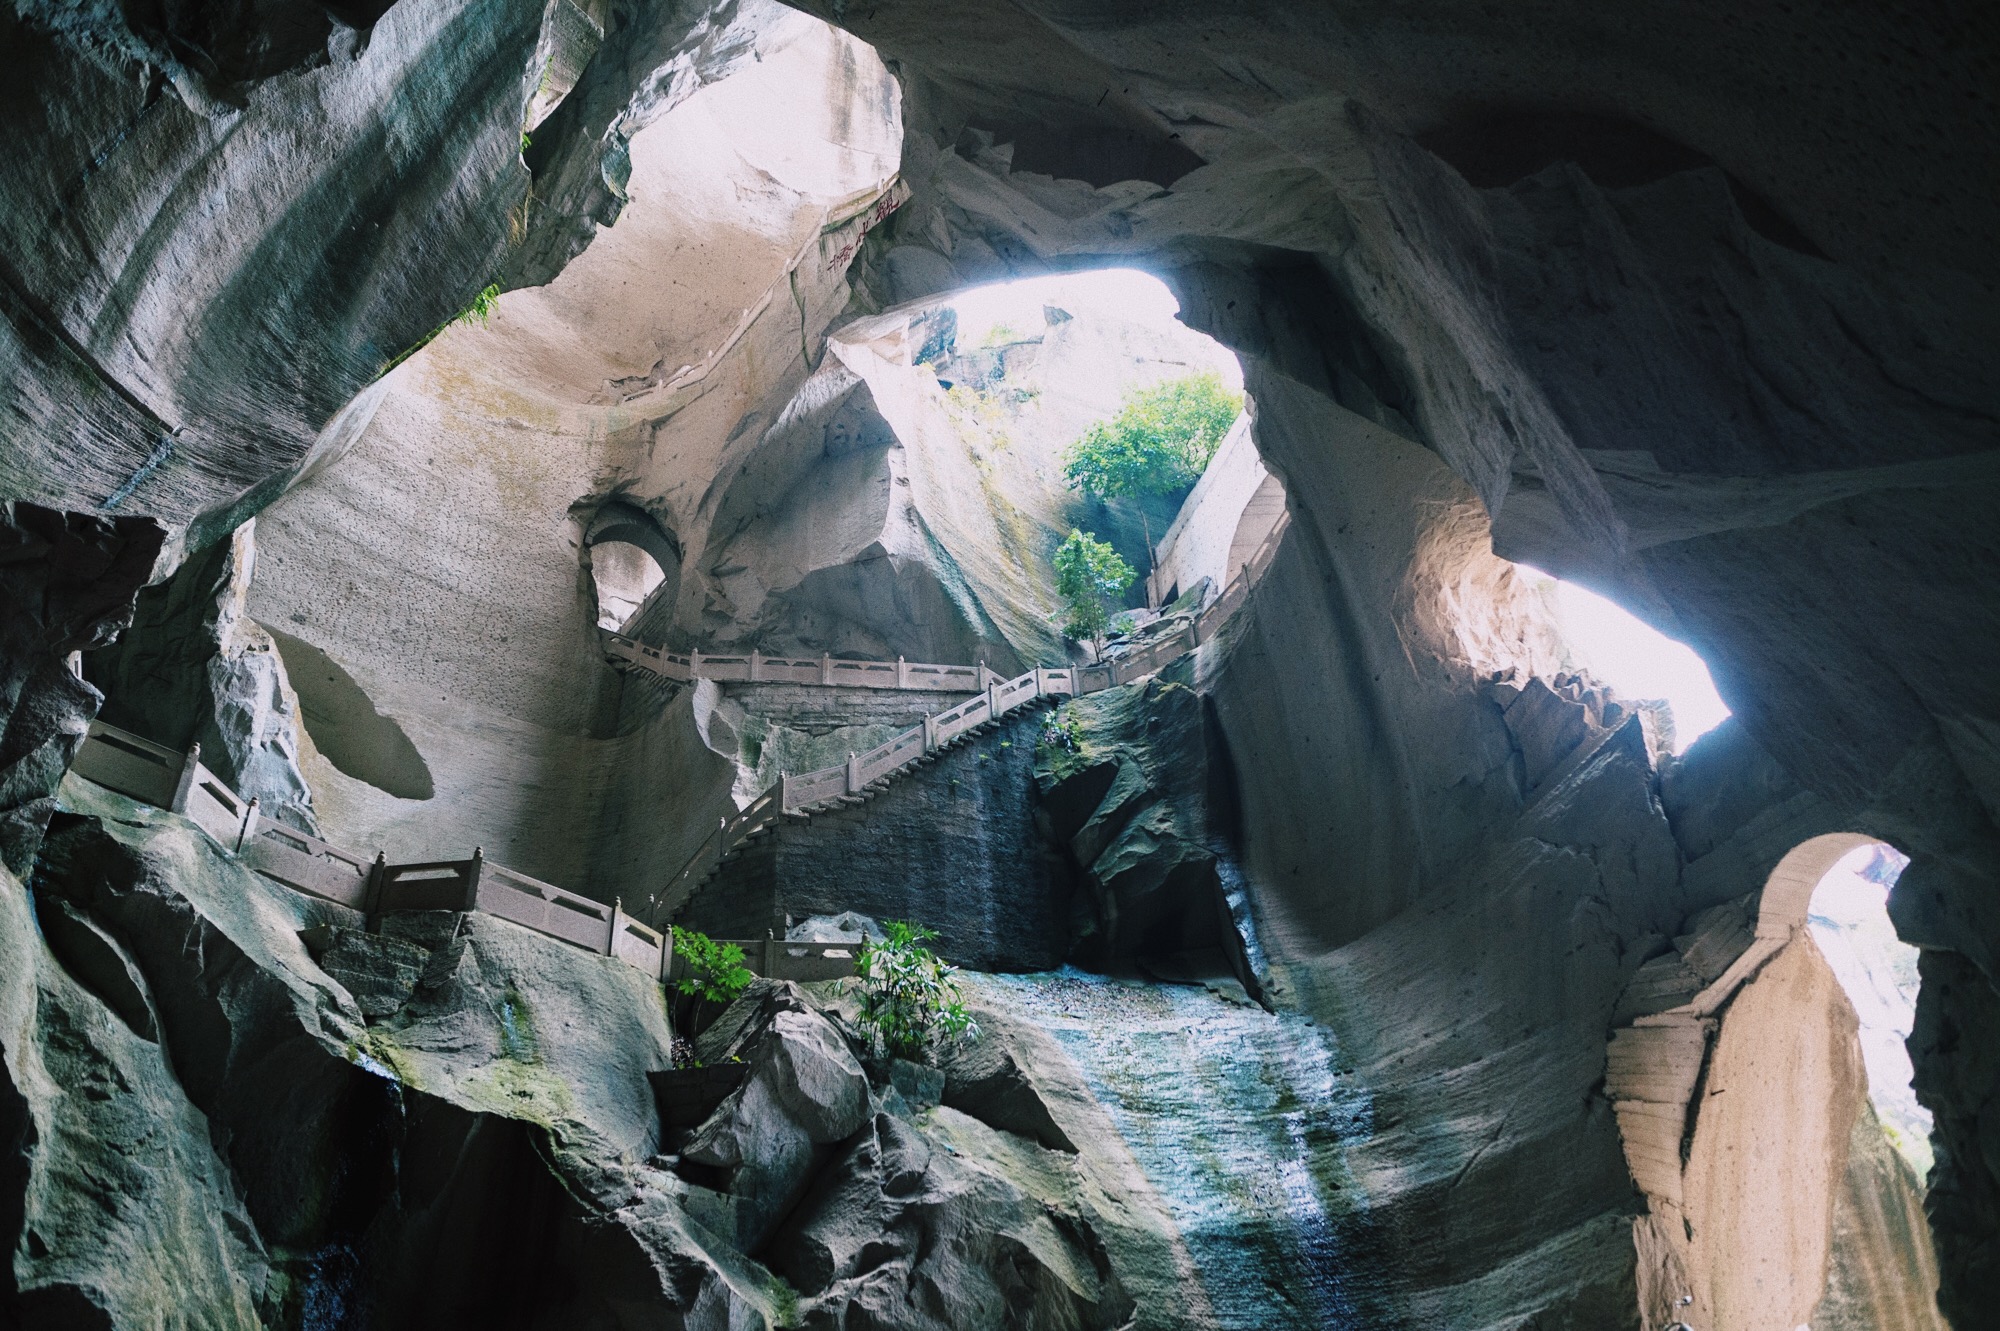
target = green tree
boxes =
[855,921,976,1063]
[671,926,753,1032]
[1061,370,1243,549]
[1053,528,1135,660]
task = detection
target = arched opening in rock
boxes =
[1801,840,1931,1177]
[942,267,1272,615]
[1612,832,1943,1329]
[688,264,1266,673]
[582,503,682,632]
[587,540,668,630]
[936,266,1258,613]
[1519,567,1730,753]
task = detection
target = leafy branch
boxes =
[855,921,976,1064]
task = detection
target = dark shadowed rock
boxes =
[769,1107,1136,1331]
[679,980,871,1249]
[86,520,317,831]
[0,503,164,872]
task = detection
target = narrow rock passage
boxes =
[972,969,1375,1329]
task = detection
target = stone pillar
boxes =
[606,897,627,957]
[464,846,485,911]
[170,742,202,813]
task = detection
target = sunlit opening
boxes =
[947,269,1242,389]
[1808,842,1930,1177]
[590,540,668,631]
[1520,568,1730,752]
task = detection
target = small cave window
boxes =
[582,503,681,634]
[1804,840,1930,1177]
[589,539,669,631]
[1520,568,1730,752]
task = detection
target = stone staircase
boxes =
[630,510,1293,927]
[679,701,1072,971]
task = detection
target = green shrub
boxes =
[672,926,753,1030]
[1062,370,1242,503]
[855,921,976,1063]
[1036,710,1090,781]
[1053,528,1135,658]
[455,283,502,328]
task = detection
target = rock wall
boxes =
[1146,414,1275,608]
[84,520,317,832]
[1815,1100,1948,1331]
[0,504,165,875]
[791,7,1997,1313]
[10,776,1213,1328]
[686,703,1073,970]
[3,0,1994,1323]
[238,8,900,896]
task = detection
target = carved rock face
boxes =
[5,0,1997,1323]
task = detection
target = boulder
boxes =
[768,1108,1135,1331]
[680,981,872,1247]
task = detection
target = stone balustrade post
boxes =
[896,655,907,688]
[606,897,626,957]
[749,649,762,682]
[464,847,485,911]
[846,752,862,793]
[689,647,702,678]
[170,742,202,813]
[821,652,833,685]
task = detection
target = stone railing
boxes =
[68,720,673,983]
[645,511,1291,923]
[602,638,997,693]
[665,936,862,986]
[67,509,1287,979]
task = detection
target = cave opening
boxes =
[1520,566,1730,753]
[4,0,1989,1323]
[925,265,1273,622]
[1806,841,1930,1180]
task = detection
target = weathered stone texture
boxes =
[85,520,317,832]
[0,503,164,874]
[686,704,1074,970]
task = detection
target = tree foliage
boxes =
[672,926,753,1024]
[1052,528,1135,653]
[855,921,976,1063]
[1061,370,1243,501]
